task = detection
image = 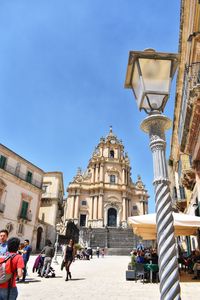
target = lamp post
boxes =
[53,223,60,264]
[125,49,181,300]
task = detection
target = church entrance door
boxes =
[107,208,117,227]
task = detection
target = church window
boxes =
[109,150,114,158]
[81,200,87,206]
[110,175,116,184]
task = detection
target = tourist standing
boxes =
[20,239,32,282]
[40,241,55,278]
[96,247,100,258]
[63,239,76,281]
[0,229,8,255]
[0,237,24,300]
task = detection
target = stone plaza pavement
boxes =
[17,255,200,300]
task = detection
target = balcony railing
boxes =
[0,163,42,189]
[18,213,32,221]
[178,62,200,149]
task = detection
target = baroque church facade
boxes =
[64,128,149,230]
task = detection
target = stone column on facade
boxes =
[93,195,98,220]
[74,192,80,221]
[71,195,76,219]
[141,114,180,300]
[122,197,126,221]
[122,167,125,185]
[95,165,99,183]
[66,195,75,219]
[100,163,104,182]
[89,196,93,221]
[91,166,95,183]
[98,194,103,219]
[128,199,132,217]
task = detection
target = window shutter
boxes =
[0,155,6,169]
[21,201,29,218]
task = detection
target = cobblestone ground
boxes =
[17,255,200,300]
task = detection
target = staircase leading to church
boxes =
[79,227,148,255]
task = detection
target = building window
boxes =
[179,186,186,200]
[109,150,114,158]
[18,223,24,235]
[80,214,86,227]
[0,155,7,170]
[81,200,87,206]
[133,205,138,211]
[19,201,29,219]
[26,171,32,184]
[110,175,116,184]
[42,184,48,193]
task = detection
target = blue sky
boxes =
[0,0,180,212]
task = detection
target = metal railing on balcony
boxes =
[178,62,200,148]
[0,163,42,189]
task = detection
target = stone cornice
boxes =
[0,169,43,194]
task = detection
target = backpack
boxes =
[0,253,17,284]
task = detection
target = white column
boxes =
[72,195,75,219]
[122,197,126,221]
[95,165,99,182]
[100,163,104,182]
[98,194,103,219]
[91,166,95,183]
[89,196,93,220]
[93,196,98,219]
[122,168,125,184]
[74,194,79,219]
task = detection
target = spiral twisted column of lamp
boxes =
[141,114,181,300]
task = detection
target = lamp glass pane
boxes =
[131,63,144,105]
[139,58,171,93]
[142,94,166,110]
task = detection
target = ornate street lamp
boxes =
[125,49,181,300]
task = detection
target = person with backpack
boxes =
[0,237,24,300]
[0,230,8,256]
[40,241,55,278]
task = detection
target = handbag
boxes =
[61,260,65,271]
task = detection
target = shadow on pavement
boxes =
[70,278,86,281]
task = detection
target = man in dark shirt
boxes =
[20,239,32,282]
[41,241,55,278]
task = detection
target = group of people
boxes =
[0,229,32,300]
[130,246,158,268]
[75,246,105,260]
[179,248,200,279]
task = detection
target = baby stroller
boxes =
[33,255,56,278]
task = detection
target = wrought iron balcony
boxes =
[0,163,42,189]
[178,62,200,151]
[18,212,32,221]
